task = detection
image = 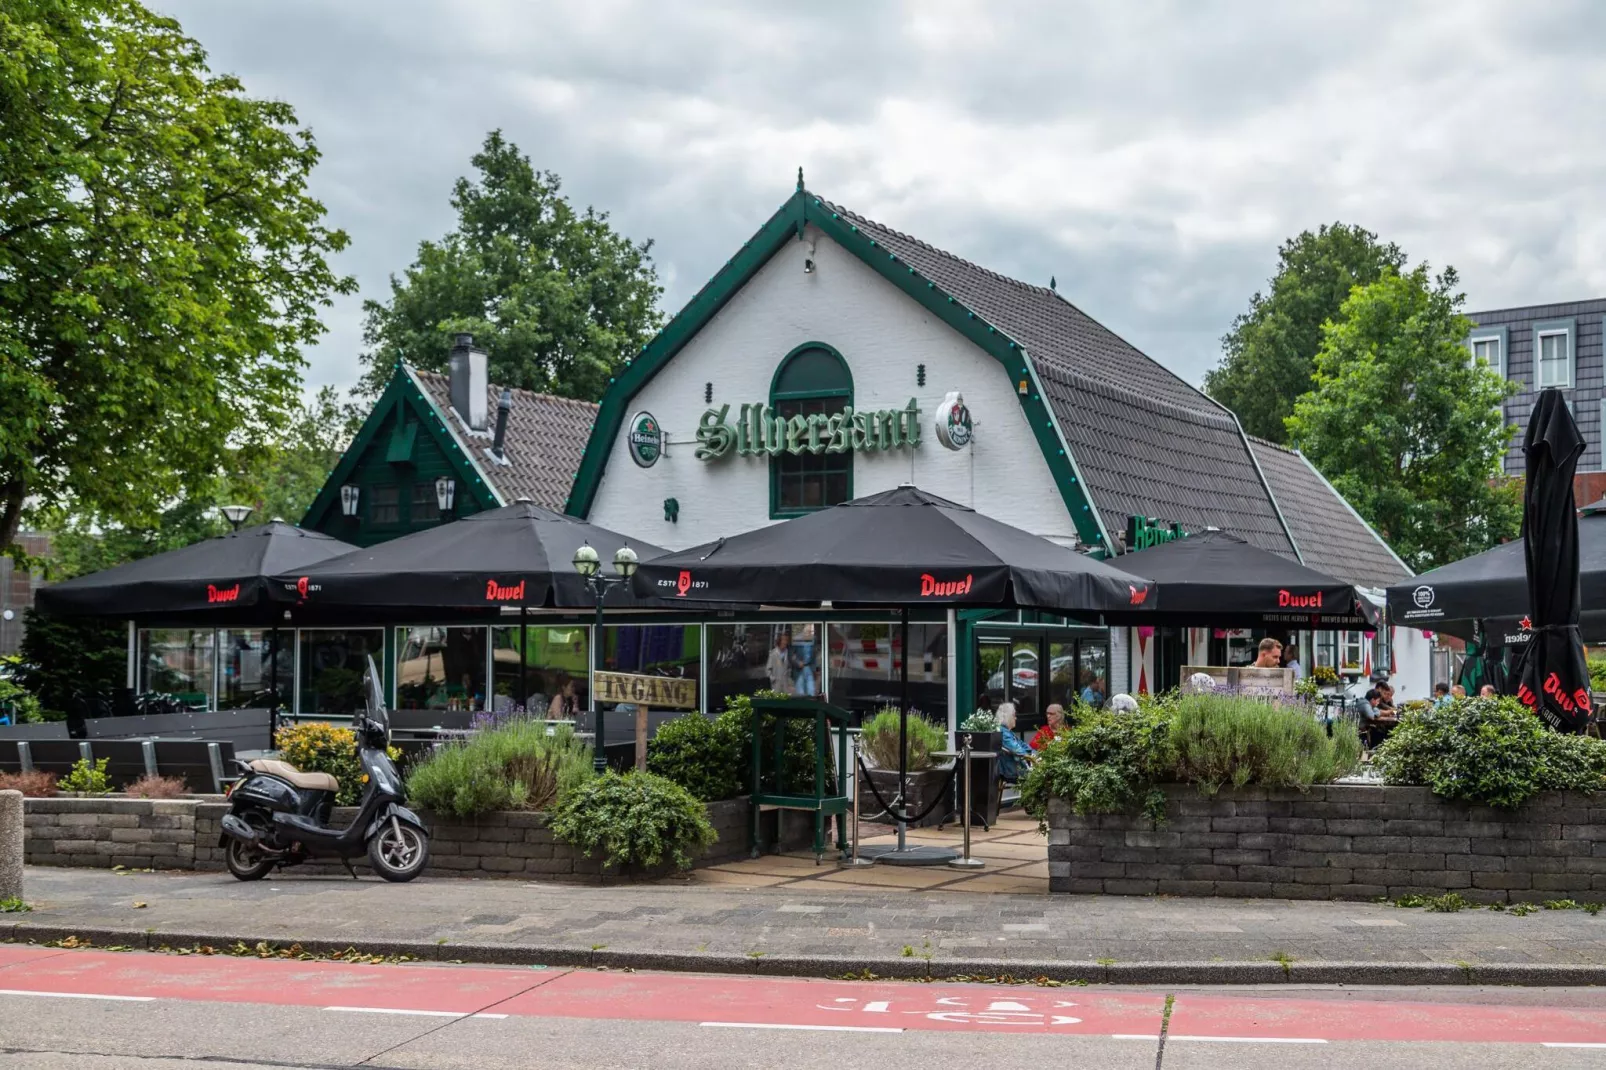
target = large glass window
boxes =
[138,629,215,706]
[491,624,590,716]
[218,630,294,710]
[828,622,947,721]
[298,629,383,717]
[771,345,853,516]
[707,622,822,712]
[396,626,488,711]
[1538,329,1572,389]
[1047,639,1109,710]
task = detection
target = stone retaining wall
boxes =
[25,796,814,881]
[1049,785,1606,902]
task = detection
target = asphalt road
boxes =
[0,946,1603,1068]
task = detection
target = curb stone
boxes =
[8,921,1606,986]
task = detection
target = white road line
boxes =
[323,1006,508,1019]
[0,989,154,1002]
[1166,1035,1328,1044]
[1111,1034,1161,1040]
[700,1022,905,1033]
[1543,1042,1606,1048]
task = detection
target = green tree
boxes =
[1286,266,1519,571]
[358,131,663,400]
[0,0,353,555]
[1205,224,1406,442]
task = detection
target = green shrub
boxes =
[408,720,593,818]
[1020,706,1174,822]
[59,757,110,795]
[549,770,716,872]
[1373,696,1606,810]
[647,712,742,801]
[861,708,946,772]
[1169,692,1360,795]
[1589,657,1606,693]
[0,658,42,724]
[713,691,819,795]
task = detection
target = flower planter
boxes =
[860,765,954,828]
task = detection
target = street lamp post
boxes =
[572,543,639,773]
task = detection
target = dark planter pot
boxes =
[861,765,954,828]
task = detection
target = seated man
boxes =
[1360,688,1398,749]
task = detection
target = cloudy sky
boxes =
[158,0,1606,395]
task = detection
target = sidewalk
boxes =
[12,865,1606,985]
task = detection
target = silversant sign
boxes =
[695,399,922,460]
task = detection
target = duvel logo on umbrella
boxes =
[206,583,240,603]
[1278,589,1323,609]
[919,573,974,597]
[485,579,526,602]
[1128,585,1148,605]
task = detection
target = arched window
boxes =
[770,343,853,516]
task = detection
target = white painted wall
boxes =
[1390,624,1433,702]
[586,223,1075,550]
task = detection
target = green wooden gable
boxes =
[302,365,503,546]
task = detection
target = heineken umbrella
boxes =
[1094,528,1381,629]
[1510,389,1592,732]
[35,521,356,620]
[1457,622,1509,697]
[634,485,1153,863]
[276,502,665,611]
[1386,504,1606,643]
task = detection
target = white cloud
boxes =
[157,0,1606,392]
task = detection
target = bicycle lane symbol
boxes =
[816,995,1084,1030]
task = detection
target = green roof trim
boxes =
[563,189,1109,551]
[301,365,502,532]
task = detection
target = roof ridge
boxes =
[1039,358,1239,427]
[819,195,1058,298]
[409,365,600,411]
[1245,433,1298,454]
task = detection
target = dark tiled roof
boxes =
[821,195,1293,556]
[1248,435,1411,589]
[412,368,597,512]
[822,198,1209,411]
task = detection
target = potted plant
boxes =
[956,709,1002,827]
[858,708,952,828]
[1311,665,1341,695]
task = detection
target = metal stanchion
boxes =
[948,732,987,870]
[839,732,875,868]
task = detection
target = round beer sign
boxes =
[627,411,663,468]
[934,391,973,450]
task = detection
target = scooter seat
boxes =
[249,759,339,793]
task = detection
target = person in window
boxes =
[766,632,796,695]
[1282,644,1305,681]
[995,702,1033,780]
[793,624,818,697]
[547,675,578,720]
[1030,704,1066,750]
[1079,675,1106,708]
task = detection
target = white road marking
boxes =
[323,1006,507,1019]
[0,989,154,1002]
[700,1022,905,1033]
[1167,1036,1328,1044]
[1543,1042,1606,1048]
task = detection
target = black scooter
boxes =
[220,656,430,883]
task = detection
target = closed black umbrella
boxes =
[1510,390,1593,732]
[35,521,356,619]
[1097,529,1381,628]
[277,502,664,610]
[635,485,1153,862]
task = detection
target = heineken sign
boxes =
[695,399,921,460]
[627,411,662,468]
[1127,515,1186,550]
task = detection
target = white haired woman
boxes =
[996,701,1034,780]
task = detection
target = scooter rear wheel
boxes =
[225,814,277,882]
[367,821,429,883]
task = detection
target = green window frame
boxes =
[769,343,853,518]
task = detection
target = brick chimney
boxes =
[448,333,489,431]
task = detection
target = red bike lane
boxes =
[0,945,1604,1048]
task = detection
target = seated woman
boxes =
[1030,704,1066,750]
[996,702,1034,781]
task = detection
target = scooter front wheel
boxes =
[367,820,429,883]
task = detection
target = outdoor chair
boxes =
[27,739,89,778]
[151,740,235,794]
[88,739,155,790]
[0,740,20,774]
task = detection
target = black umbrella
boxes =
[276,502,665,611]
[634,485,1153,861]
[35,521,356,619]
[1386,506,1606,643]
[1510,390,1592,732]
[1096,529,1381,628]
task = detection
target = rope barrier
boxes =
[853,756,957,824]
